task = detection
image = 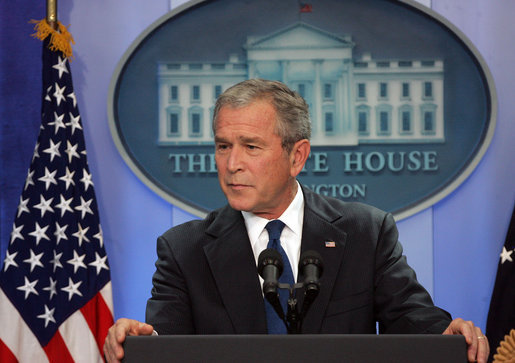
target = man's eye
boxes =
[216,144,228,151]
[247,145,257,150]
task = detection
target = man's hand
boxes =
[103,318,154,363]
[443,318,489,363]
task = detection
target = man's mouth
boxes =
[227,183,250,190]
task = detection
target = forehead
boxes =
[215,99,278,131]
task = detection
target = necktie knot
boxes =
[265,220,285,242]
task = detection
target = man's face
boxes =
[214,100,298,220]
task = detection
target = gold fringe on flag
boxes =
[30,19,74,59]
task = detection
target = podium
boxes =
[123,334,466,362]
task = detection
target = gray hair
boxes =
[212,79,311,152]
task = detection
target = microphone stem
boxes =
[286,287,301,334]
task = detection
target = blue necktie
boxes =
[264,220,294,334]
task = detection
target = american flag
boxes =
[299,3,313,13]
[486,205,515,361]
[0,34,113,362]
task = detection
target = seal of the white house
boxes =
[108,0,496,220]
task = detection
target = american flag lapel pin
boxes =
[325,241,336,248]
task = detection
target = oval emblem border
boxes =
[107,0,497,220]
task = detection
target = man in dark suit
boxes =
[104,79,489,362]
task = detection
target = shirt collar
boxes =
[242,181,304,242]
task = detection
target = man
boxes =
[104,79,489,362]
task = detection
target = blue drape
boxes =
[0,2,45,266]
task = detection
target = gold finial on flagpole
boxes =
[47,0,58,30]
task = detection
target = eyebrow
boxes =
[214,135,264,145]
[238,135,264,144]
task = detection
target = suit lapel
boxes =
[200,186,348,334]
[203,207,267,334]
[297,187,348,333]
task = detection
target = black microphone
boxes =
[257,248,285,319]
[299,250,324,317]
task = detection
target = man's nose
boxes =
[227,146,244,172]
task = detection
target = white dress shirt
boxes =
[242,181,304,281]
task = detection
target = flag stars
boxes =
[59,167,76,190]
[500,246,513,264]
[61,277,83,301]
[67,250,87,273]
[55,194,74,217]
[80,169,94,191]
[72,223,90,246]
[54,222,68,245]
[44,85,52,102]
[16,276,39,300]
[89,252,109,275]
[38,167,58,190]
[65,141,80,163]
[28,222,51,246]
[43,139,61,162]
[50,250,63,273]
[67,92,77,108]
[66,113,82,135]
[10,224,24,244]
[23,249,44,272]
[43,277,58,300]
[32,143,40,162]
[37,305,56,328]
[17,197,30,218]
[24,170,35,190]
[33,195,54,217]
[3,250,19,272]
[75,196,94,219]
[52,56,69,79]
[53,82,66,106]
[94,225,104,248]
[48,112,66,134]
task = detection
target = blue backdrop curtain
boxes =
[0,2,46,265]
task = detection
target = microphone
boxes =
[299,250,324,318]
[257,248,285,319]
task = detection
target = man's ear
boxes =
[290,139,311,177]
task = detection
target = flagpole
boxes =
[46,0,57,30]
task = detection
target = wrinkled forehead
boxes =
[214,98,279,132]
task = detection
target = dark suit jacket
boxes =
[146,185,451,334]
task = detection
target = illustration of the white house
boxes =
[157,22,444,146]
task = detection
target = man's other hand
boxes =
[103,318,154,363]
[443,318,489,363]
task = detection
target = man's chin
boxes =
[226,198,253,213]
